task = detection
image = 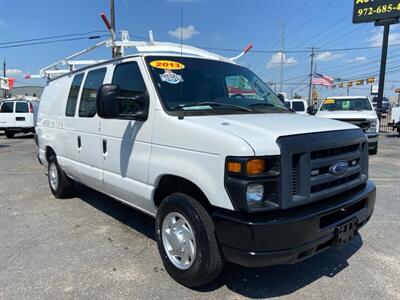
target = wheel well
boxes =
[154,175,213,211]
[45,146,56,162]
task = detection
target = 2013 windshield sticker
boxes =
[160,70,183,84]
[150,60,185,70]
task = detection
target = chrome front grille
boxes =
[334,118,371,132]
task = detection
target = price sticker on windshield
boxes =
[324,99,335,104]
[150,60,185,70]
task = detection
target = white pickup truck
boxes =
[315,96,379,155]
[0,99,39,138]
[36,44,376,287]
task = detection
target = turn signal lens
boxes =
[227,161,242,173]
[246,159,266,175]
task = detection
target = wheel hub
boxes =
[49,163,59,191]
[161,212,196,270]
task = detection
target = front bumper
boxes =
[366,133,378,150]
[212,180,375,267]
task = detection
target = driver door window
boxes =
[112,62,147,115]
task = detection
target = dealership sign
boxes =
[353,0,400,24]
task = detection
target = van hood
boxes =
[186,113,356,155]
[316,110,378,120]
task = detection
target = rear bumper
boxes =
[0,127,35,132]
[212,181,375,268]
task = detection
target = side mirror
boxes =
[307,106,316,115]
[96,84,149,121]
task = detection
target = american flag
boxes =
[312,72,334,87]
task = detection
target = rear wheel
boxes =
[155,193,224,288]
[5,131,14,139]
[47,155,74,198]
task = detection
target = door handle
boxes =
[102,139,107,154]
[77,136,81,149]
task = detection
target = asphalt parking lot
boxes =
[0,132,399,300]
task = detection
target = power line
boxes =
[0,30,108,46]
[286,0,336,39]
[285,0,313,24]
[0,35,108,49]
[199,43,400,54]
[292,13,351,49]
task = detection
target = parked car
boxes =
[315,96,379,155]
[0,99,39,138]
[36,51,376,287]
[284,99,308,115]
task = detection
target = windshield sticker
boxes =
[342,101,350,110]
[160,70,183,84]
[324,99,335,104]
[150,60,185,70]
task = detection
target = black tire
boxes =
[369,145,378,155]
[155,193,224,288]
[47,155,74,198]
[5,131,14,139]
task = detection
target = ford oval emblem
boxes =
[329,160,349,176]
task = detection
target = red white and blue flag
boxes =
[312,72,334,87]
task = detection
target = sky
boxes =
[1,0,400,100]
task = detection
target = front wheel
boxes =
[369,145,378,155]
[155,193,224,288]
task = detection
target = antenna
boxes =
[180,10,183,56]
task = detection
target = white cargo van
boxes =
[284,99,308,115]
[315,96,379,155]
[36,41,376,287]
[0,99,39,138]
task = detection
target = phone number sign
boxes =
[353,0,400,23]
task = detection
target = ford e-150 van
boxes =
[36,46,376,287]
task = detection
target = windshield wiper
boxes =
[175,101,252,112]
[248,102,274,107]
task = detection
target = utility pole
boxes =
[110,0,116,58]
[308,47,316,107]
[279,20,285,93]
[3,59,6,99]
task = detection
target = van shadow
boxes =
[120,121,143,178]
[201,237,362,298]
[74,183,155,240]
[73,183,362,298]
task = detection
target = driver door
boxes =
[100,58,154,212]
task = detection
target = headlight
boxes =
[366,120,378,133]
[225,156,280,212]
[246,183,264,205]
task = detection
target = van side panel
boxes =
[37,76,72,166]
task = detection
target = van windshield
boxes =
[320,98,372,111]
[145,56,289,115]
